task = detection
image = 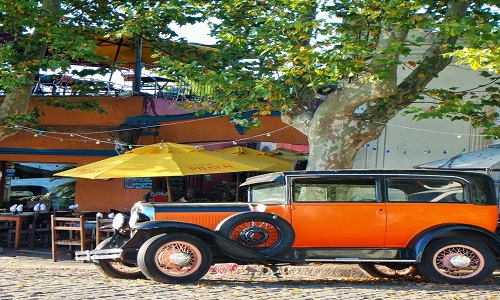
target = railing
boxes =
[0,74,213,103]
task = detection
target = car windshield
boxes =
[249,182,286,204]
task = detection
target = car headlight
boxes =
[112,213,130,231]
[129,211,150,228]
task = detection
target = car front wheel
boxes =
[137,233,212,284]
[417,238,496,284]
[94,238,145,279]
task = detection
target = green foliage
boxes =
[404,73,500,138]
[2,109,42,128]
[0,0,209,93]
[156,0,499,138]
[40,98,108,114]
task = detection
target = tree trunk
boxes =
[0,0,60,141]
[306,85,389,170]
[0,84,34,140]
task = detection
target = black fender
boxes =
[407,224,500,262]
[123,220,283,263]
[100,232,130,249]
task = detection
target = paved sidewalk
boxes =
[0,247,499,299]
[0,247,95,271]
[0,246,366,277]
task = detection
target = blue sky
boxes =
[171,22,217,45]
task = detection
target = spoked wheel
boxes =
[418,238,496,284]
[359,263,416,278]
[137,233,212,284]
[216,212,295,256]
[94,238,145,279]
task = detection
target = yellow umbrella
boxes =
[55,142,273,179]
[215,146,294,172]
[55,142,273,200]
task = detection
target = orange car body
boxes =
[149,170,498,249]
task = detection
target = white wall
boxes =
[354,51,497,169]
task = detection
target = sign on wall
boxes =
[124,178,153,189]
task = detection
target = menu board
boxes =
[124,178,153,189]
[168,176,185,201]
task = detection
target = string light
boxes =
[376,121,491,138]
[11,116,495,156]
[12,114,291,149]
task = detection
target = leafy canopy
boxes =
[157,0,499,137]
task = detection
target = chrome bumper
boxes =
[75,248,123,261]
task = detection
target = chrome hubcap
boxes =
[449,255,471,268]
[169,252,192,267]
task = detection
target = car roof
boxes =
[241,169,492,186]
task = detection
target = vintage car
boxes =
[76,170,500,284]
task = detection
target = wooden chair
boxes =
[0,220,9,247]
[7,212,51,249]
[95,217,114,245]
[51,215,95,262]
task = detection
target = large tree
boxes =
[159,0,500,169]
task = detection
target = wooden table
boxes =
[0,213,34,249]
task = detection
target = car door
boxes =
[289,177,386,248]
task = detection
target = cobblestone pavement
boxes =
[0,248,499,300]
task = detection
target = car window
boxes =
[293,180,378,203]
[387,178,465,203]
[250,182,286,204]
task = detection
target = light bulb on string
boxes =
[232,141,238,145]
[95,140,100,144]
[266,133,271,137]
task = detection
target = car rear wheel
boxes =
[94,238,145,279]
[418,238,495,284]
[137,233,212,284]
[215,212,295,257]
[359,263,416,278]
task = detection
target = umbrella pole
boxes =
[166,177,173,202]
[235,173,240,202]
[132,36,143,94]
